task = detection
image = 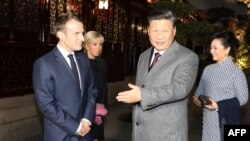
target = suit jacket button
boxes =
[141,85,145,88]
[136,122,139,126]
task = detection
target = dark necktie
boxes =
[149,52,161,71]
[68,54,80,86]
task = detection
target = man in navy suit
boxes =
[32,13,98,141]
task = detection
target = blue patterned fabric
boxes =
[195,57,248,141]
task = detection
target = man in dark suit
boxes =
[32,13,98,141]
[116,8,199,141]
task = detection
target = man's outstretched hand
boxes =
[116,83,141,103]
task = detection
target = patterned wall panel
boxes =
[0,41,53,97]
[0,0,11,29]
[12,0,39,31]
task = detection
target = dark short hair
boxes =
[147,8,177,27]
[210,31,240,57]
[54,13,83,34]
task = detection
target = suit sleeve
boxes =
[82,59,98,124]
[194,68,206,96]
[98,60,108,107]
[32,59,79,135]
[140,53,199,110]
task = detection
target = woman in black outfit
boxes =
[83,31,108,141]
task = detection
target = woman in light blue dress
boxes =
[193,31,248,141]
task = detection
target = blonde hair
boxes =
[83,31,104,51]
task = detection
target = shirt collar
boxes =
[153,48,165,55]
[57,44,75,58]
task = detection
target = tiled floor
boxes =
[104,95,250,141]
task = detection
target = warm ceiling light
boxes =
[99,0,109,10]
[147,0,152,3]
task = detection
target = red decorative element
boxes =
[94,0,99,17]
[39,0,45,5]
[102,10,106,18]
[69,0,82,14]
[109,7,112,16]
[109,1,113,17]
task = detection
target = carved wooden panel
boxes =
[0,41,53,98]
[0,0,40,41]
[0,0,11,29]
[12,0,40,31]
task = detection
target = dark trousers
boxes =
[93,122,104,141]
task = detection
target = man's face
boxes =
[148,19,176,51]
[59,19,85,53]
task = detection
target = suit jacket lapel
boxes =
[53,47,73,76]
[75,52,85,95]
[53,47,82,92]
[136,48,151,84]
[148,48,154,72]
[145,41,179,80]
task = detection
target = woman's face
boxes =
[86,38,103,59]
[210,38,230,63]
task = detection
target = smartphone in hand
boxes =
[198,95,212,107]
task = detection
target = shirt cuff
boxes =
[76,122,82,134]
